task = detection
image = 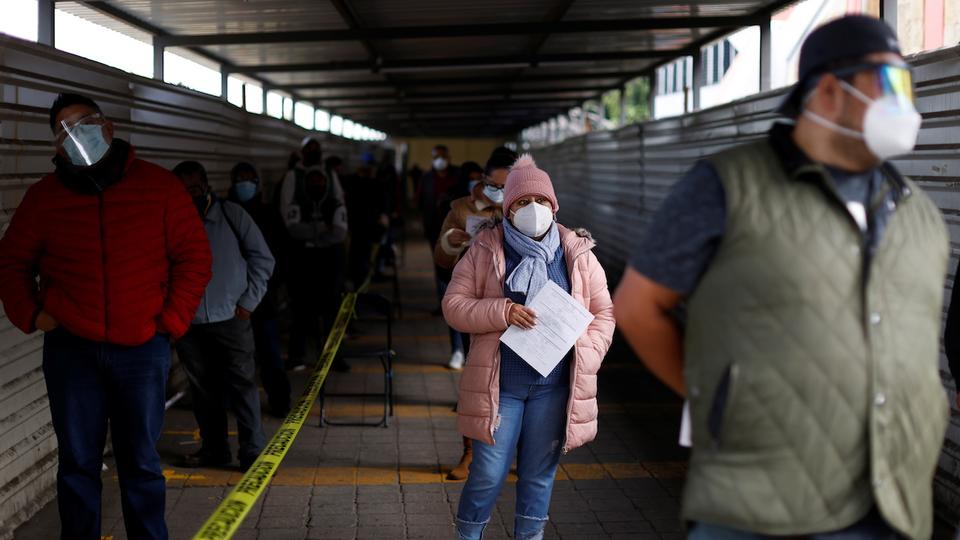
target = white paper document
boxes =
[679,401,692,447]
[499,281,595,378]
[465,216,486,237]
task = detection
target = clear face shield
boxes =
[54,113,111,166]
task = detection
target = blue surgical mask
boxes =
[234,181,259,203]
[63,124,110,166]
[483,185,504,205]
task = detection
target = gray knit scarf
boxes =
[503,219,560,299]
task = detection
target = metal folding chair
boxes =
[318,293,395,428]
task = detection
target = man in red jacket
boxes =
[0,93,212,540]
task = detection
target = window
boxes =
[315,109,331,131]
[294,102,314,129]
[330,115,344,136]
[1,0,38,42]
[245,84,264,114]
[343,119,355,139]
[266,91,284,119]
[282,97,294,121]
[164,50,220,96]
[57,8,153,78]
[227,77,244,108]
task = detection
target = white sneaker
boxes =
[448,350,465,370]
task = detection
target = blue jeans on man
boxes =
[456,382,568,540]
[43,329,170,540]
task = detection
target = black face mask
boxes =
[302,150,322,167]
[193,192,211,217]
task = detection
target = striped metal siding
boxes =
[534,44,960,521]
[0,36,367,537]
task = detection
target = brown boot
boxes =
[447,437,473,480]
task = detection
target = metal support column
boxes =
[880,0,898,33]
[692,49,703,112]
[38,0,54,47]
[153,41,165,81]
[262,87,269,116]
[759,14,772,92]
[221,70,229,102]
[619,83,628,126]
[647,71,657,120]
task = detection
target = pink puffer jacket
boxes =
[442,223,615,452]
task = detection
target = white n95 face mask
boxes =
[432,157,448,171]
[803,78,921,161]
[511,202,553,238]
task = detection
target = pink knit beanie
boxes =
[503,154,559,214]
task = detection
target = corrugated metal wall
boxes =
[534,44,960,522]
[0,36,368,537]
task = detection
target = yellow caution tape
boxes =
[192,292,357,540]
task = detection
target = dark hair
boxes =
[485,146,519,174]
[49,93,102,132]
[230,162,258,183]
[460,161,483,179]
[172,161,208,184]
[324,156,343,170]
[433,144,449,153]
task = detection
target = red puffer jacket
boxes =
[0,146,212,346]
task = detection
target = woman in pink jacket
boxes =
[442,155,615,540]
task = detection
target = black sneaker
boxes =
[182,449,231,468]
[239,456,259,472]
[268,403,291,418]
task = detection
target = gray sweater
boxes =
[194,197,275,324]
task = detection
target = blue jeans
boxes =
[456,383,568,540]
[438,279,464,354]
[688,509,902,540]
[43,330,171,540]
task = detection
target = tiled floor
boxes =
[15,234,690,540]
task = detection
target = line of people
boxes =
[0,92,402,540]
[434,14,953,540]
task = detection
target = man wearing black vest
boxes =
[614,16,947,540]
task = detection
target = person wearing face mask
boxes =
[228,162,292,418]
[0,93,212,540]
[172,161,274,473]
[416,144,460,253]
[613,15,946,540]
[443,155,614,540]
[433,149,516,481]
[282,164,350,372]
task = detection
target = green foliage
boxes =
[601,77,651,127]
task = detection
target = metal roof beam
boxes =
[278,71,633,91]
[154,16,757,47]
[332,99,580,111]
[228,51,669,75]
[313,85,612,102]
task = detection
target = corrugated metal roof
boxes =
[59,0,799,136]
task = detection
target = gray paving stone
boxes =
[357,502,403,514]
[405,513,454,526]
[355,524,407,539]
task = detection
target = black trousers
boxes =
[288,244,346,364]
[177,318,266,461]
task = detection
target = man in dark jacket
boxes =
[0,93,212,540]
[280,163,349,370]
[228,162,292,417]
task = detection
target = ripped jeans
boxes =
[455,382,568,540]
